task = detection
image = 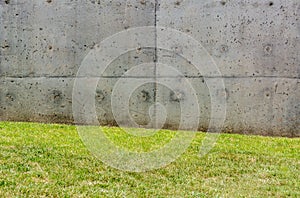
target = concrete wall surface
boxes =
[0,0,299,137]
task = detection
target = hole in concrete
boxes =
[140,90,150,102]
[1,44,9,49]
[6,94,14,102]
[90,0,100,4]
[175,1,181,6]
[221,1,226,6]
[46,0,52,3]
[263,44,273,56]
[96,90,105,102]
[220,45,229,53]
[52,90,63,104]
[269,2,274,6]
[170,90,184,102]
[136,46,142,53]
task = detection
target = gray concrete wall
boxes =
[0,0,299,137]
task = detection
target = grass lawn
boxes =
[0,122,299,197]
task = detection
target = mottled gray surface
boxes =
[0,0,299,137]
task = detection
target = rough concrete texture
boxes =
[0,0,299,137]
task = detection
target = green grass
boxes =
[0,122,299,197]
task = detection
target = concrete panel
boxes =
[156,0,300,78]
[155,77,299,137]
[223,77,299,137]
[155,77,211,131]
[0,0,156,77]
[0,76,157,127]
[0,77,74,123]
[94,77,156,127]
